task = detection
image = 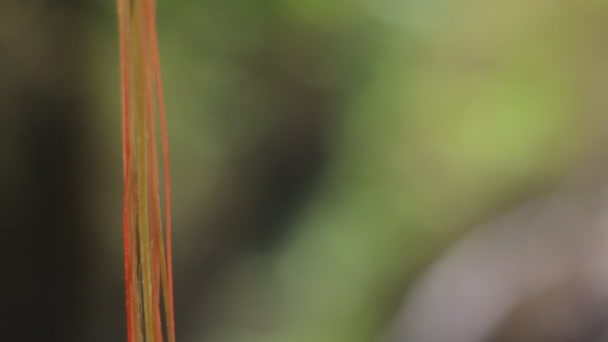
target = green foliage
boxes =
[90,0,608,340]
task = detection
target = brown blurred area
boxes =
[0,0,93,340]
[390,167,608,342]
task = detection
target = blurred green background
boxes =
[2,0,608,341]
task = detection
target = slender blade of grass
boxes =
[117,0,176,341]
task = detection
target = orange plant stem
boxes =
[142,1,176,340]
[117,0,176,341]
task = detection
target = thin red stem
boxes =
[143,1,176,340]
[117,0,135,341]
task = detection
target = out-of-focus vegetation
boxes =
[4,0,608,341]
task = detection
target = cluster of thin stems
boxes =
[117,0,176,341]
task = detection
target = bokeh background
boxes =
[3,0,608,341]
